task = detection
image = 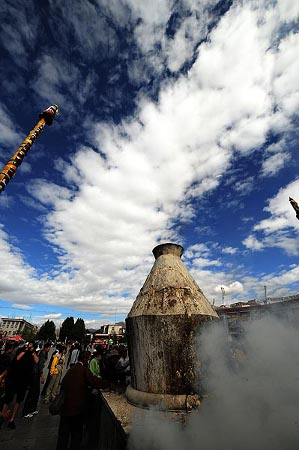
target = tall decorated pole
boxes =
[0,104,59,194]
[289,197,299,220]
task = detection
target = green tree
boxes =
[37,320,56,341]
[73,318,86,342]
[22,327,38,341]
[59,316,75,342]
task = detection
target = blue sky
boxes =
[0,0,299,330]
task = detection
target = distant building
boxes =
[99,322,125,335]
[215,294,299,339]
[0,317,35,338]
[92,322,126,343]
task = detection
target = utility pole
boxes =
[0,105,59,193]
[221,286,226,305]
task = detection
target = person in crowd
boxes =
[41,345,58,396]
[10,341,24,360]
[86,342,93,353]
[88,348,103,378]
[67,343,80,368]
[115,345,130,384]
[0,342,14,378]
[0,341,39,429]
[44,345,66,404]
[0,343,14,410]
[103,349,119,383]
[38,342,52,385]
[22,342,52,418]
[56,351,111,450]
[66,344,74,367]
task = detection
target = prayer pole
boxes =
[289,197,299,220]
[0,105,59,194]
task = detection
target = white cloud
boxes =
[263,265,299,287]
[234,177,255,195]
[263,234,299,256]
[222,247,238,255]
[0,103,23,151]
[184,243,211,259]
[43,313,62,319]
[243,178,299,255]
[0,3,39,66]
[32,54,99,117]
[0,194,12,209]
[18,195,47,212]
[0,1,299,314]
[193,257,221,268]
[19,162,32,174]
[165,8,213,73]
[214,281,244,295]
[273,32,299,118]
[123,0,224,80]
[128,0,172,54]
[48,0,120,60]
[186,262,247,303]
[276,0,299,22]
[12,303,33,310]
[243,235,264,251]
[262,152,291,177]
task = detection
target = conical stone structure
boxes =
[126,243,218,410]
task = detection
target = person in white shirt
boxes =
[67,343,80,368]
[115,346,130,384]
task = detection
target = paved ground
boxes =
[0,400,60,450]
[0,348,67,450]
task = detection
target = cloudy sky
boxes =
[0,0,298,329]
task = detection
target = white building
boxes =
[0,317,35,338]
[99,323,125,335]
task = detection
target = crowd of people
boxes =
[0,338,130,449]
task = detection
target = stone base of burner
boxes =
[126,384,200,411]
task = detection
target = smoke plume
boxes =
[129,316,299,449]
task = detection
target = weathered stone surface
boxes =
[127,314,211,394]
[126,243,218,409]
[128,243,218,318]
[126,385,200,411]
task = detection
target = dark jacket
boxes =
[61,362,107,417]
[37,349,48,375]
[8,348,35,385]
[0,352,11,375]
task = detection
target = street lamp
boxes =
[264,285,267,304]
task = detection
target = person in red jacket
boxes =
[56,351,110,450]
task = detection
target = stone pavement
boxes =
[0,348,67,450]
[0,400,60,450]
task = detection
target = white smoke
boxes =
[129,316,299,449]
